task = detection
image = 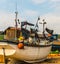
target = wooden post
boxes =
[2,48,7,64]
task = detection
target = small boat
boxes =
[0,40,52,63]
[0,11,54,64]
[0,27,53,63]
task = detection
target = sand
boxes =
[0,55,60,64]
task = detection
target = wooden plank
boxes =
[0,55,4,63]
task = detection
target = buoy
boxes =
[18,36,24,41]
[18,36,24,42]
[18,43,24,49]
[48,34,52,37]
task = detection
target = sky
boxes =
[0,0,60,34]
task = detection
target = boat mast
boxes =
[39,19,46,35]
[42,19,46,34]
[15,1,18,40]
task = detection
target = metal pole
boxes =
[2,48,6,64]
[39,19,46,35]
[15,1,18,40]
[15,11,18,40]
[42,19,46,35]
[42,19,44,34]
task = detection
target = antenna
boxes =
[16,1,17,12]
[15,0,18,28]
[15,1,18,40]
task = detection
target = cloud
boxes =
[25,10,39,16]
[41,13,60,34]
[50,0,60,2]
[37,13,60,34]
[31,0,60,5]
[31,0,46,4]
[48,0,60,14]
[0,11,27,31]
[0,11,15,31]
[0,0,7,3]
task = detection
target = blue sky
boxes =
[0,0,60,34]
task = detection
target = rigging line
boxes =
[15,0,17,12]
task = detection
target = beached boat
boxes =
[0,10,54,64]
[0,40,52,63]
[0,27,53,63]
[0,31,53,64]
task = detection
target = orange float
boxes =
[48,34,52,37]
[18,43,24,49]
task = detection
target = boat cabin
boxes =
[3,22,35,42]
[4,27,20,41]
[4,27,30,41]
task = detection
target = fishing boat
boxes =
[0,26,53,64]
[0,10,54,64]
[0,40,52,63]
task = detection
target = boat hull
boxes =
[9,44,52,63]
[0,41,52,63]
